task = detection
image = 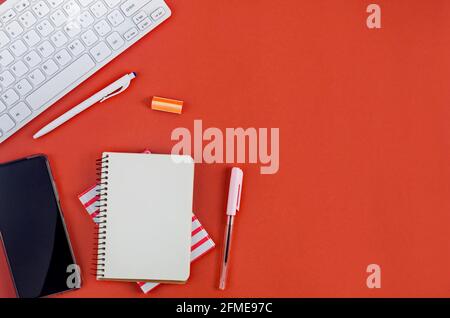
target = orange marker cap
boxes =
[151,96,183,114]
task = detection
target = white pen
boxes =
[33,72,137,139]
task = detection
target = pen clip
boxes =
[99,81,131,103]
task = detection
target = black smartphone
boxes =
[0,155,80,298]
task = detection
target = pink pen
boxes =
[219,167,244,290]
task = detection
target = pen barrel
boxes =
[219,216,234,290]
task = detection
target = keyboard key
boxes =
[81,30,98,46]
[68,39,85,56]
[26,54,95,110]
[1,10,17,24]
[94,20,112,36]
[90,41,111,62]
[1,89,20,107]
[6,21,24,38]
[55,49,72,66]
[0,71,16,88]
[24,50,42,67]
[23,30,41,47]
[63,0,81,16]
[120,0,151,17]
[50,9,66,27]
[0,50,14,67]
[0,31,11,49]
[50,30,68,47]
[123,27,138,41]
[104,0,120,8]
[150,7,165,21]
[91,1,108,18]
[9,102,32,122]
[18,11,37,28]
[47,0,64,8]
[132,11,146,24]
[32,1,51,18]
[37,40,55,57]
[78,11,94,27]
[15,0,31,12]
[11,61,29,77]
[28,69,46,86]
[106,32,124,50]
[10,40,27,57]
[42,58,59,75]
[15,79,33,96]
[0,100,5,112]
[64,21,82,37]
[107,10,124,27]
[0,114,16,133]
[137,17,152,30]
[36,19,54,36]
[79,0,95,7]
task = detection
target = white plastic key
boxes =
[106,32,124,50]
[15,79,33,96]
[10,40,27,57]
[37,40,55,57]
[94,20,112,36]
[0,50,15,67]
[11,61,29,77]
[24,50,42,68]
[26,54,95,110]
[90,41,111,62]
[0,114,16,133]
[1,89,20,107]
[23,30,41,47]
[78,10,94,27]
[5,21,24,38]
[36,19,54,36]
[120,0,151,17]
[28,69,46,86]
[18,11,37,27]
[15,0,31,12]
[9,102,32,122]
[0,31,11,49]
[107,9,124,26]
[42,59,59,75]
[0,71,16,88]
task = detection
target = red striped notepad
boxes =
[79,183,215,294]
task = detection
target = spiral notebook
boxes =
[95,152,194,283]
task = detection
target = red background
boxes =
[1,0,450,297]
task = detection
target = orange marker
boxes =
[151,96,183,114]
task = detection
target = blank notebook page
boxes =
[97,152,194,283]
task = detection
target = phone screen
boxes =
[0,155,78,298]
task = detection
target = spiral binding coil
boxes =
[93,154,109,278]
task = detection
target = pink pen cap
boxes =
[226,168,243,215]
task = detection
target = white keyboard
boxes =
[0,0,171,143]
